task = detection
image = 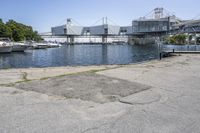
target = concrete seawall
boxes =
[128,37,156,45]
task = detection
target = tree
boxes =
[4,19,43,42]
[0,19,12,38]
[6,20,25,41]
[168,34,187,45]
[32,31,43,42]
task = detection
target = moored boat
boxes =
[0,41,12,53]
[47,42,62,48]
[34,43,48,49]
[12,42,29,52]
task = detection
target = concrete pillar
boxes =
[102,36,107,43]
[67,36,70,44]
[70,36,75,44]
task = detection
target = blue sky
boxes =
[0,0,199,32]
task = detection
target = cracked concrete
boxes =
[0,65,117,85]
[119,89,162,105]
[0,54,200,133]
[15,73,150,103]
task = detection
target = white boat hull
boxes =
[34,45,48,49]
[33,43,48,49]
[48,43,62,48]
[12,45,28,52]
[0,46,12,53]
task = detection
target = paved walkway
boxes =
[0,54,200,133]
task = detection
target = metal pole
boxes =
[160,53,162,60]
[157,37,161,60]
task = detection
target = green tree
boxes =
[6,20,25,41]
[174,34,187,44]
[0,19,12,38]
[168,34,187,45]
[5,19,43,42]
[168,36,176,44]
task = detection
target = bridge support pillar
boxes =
[70,36,75,44]
[67,36,70,44]
[67,36,75,44]
[102,36,108,44]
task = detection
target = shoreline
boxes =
[0,54,181,86]
[0,57,158,70]
[0,56,164,85]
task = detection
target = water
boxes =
[0,44,159,69]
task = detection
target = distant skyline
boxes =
[1,0,200,32]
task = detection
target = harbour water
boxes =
[0,44,158,69]
[1,44,199,69]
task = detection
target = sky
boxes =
[0,0,199,32]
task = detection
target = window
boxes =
[104,28,108,34]
[64,28,67,34]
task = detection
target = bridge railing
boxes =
[162,44,200,52]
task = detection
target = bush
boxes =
[168,34,187,45]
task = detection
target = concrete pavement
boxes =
[0,54,200,133]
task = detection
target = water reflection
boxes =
[0,44,159,69]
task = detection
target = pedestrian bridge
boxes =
[172,19,200,34]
